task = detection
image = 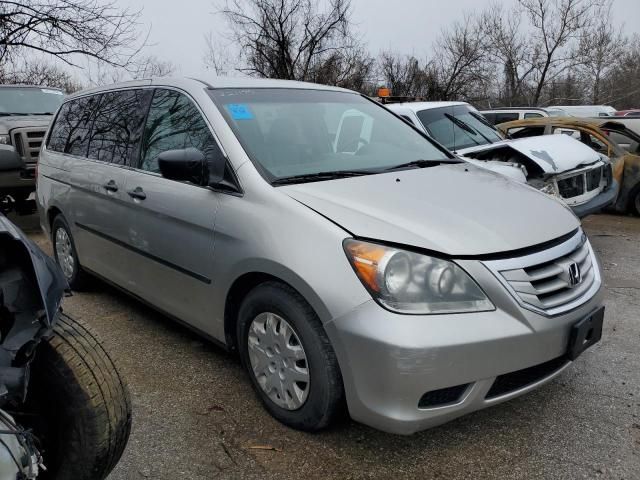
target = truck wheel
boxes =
[237,281,345,431]
[51,215,91,290]
[24,313,132,480]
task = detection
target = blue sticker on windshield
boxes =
[227,104,254,120]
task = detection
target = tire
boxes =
[237,281,344,431]
[628,184,640,216]
[24,313,132,480]
[51,215,91,290]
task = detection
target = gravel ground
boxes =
[11,212,640,480]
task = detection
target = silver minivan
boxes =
[37,77,605,435]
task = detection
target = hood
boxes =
[281,163,579,256]
[0,115,52,133]
[458,134,600,174]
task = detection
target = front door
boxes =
[122,88,223,333]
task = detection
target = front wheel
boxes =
[237,282,345,431]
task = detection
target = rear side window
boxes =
[139,89,222,174]
[482,113,497,124]
[47,96,100,155]
[524,112,543,119]
[508,126,546,138]
[87,89,152,165]
[493,112,519,124]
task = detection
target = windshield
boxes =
[0,87,64,115]
[416,105,504,151]
[208,88,452,183]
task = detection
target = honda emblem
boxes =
[568,262,582,287]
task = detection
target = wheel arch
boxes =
[222,265,332,353]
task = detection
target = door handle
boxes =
[127,187,147,200]
[103,180,118,192]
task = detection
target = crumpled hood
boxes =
[0,115,52,134]
[458,134,601,174]
[281,163,579,256]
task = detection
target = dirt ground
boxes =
[12,212,640,480]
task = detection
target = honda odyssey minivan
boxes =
[37,77,604,435]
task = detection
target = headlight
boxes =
[343,239,494,314]
[0,135,10,145]
[538,183,557,196]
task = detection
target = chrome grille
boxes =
[483,231,601,316]
[12,127,46,164]
[557,165,604,199]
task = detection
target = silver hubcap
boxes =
[55,227,75,280]
[247,312,310,410]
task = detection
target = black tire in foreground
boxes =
[25,313,132,480]
[237,281,345,431]
[51,215,91,290]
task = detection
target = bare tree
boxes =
[481,3,537,105]
[377,52,434,98]
[518,0,603,105]
[131,55,176,79]
[0,59,83,92]
[598,34,640,108]
[575,2,626,103]
[311,46,374,91]
[217,0,361,82]
[0,0,146,68]
[431,15,491,100]
[203,33,233,76]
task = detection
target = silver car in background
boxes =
[37,77,604,434]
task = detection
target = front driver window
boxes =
[140,89,222,175]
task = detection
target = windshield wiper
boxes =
[384,159,461,172]
[30,112,55,115]
[444,113,496,146]
[272,170,373,186]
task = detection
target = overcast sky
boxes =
[115,0,640,78]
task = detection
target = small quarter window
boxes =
[47,96,100,156]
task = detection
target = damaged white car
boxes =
[386,102,619,217]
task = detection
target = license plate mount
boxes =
[567,307,604,361]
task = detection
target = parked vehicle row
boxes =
[479,106,569,124]
[34,77,605,435]
[387,101,618,217]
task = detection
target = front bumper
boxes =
[571,179,619,218]
[325,260,605,435]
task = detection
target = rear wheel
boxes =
[24,313,132,480]
[51,215,91,290]
[237,281,345,431]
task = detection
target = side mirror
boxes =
[0,145,24,172]
[157,148,225,186]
